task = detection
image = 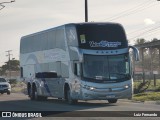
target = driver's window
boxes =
[74,63,81,76]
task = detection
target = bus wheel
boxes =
[66,89,77,105]
[28,86,32,98]
[31,88,35,100]
[108,99,118,103]
[31,86,38,100]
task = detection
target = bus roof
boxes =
[21,22,124,39]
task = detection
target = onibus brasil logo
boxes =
[89,40,121,48]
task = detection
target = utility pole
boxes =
[85,0,88,22]
[0,0,15,11]
[6,50,12,80]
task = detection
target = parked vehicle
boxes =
[0,77,11,95]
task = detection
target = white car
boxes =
[0,77,11,95]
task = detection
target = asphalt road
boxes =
[0,93,160,120]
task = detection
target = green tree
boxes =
[0,60,20,75]
[135,38,146,45]
[151,38,159,42]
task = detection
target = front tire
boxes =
[108,99,118,103]
[66,89,78,105]
[28,86,32,98]
[31,86,39,100]
[7,91,11,95]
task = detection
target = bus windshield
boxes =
[82,54,130,82]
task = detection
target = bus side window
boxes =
[20,67,23,78]
[35,72,58,78]
[74,63,77,75]
[74,63,81,76]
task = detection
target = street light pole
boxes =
[85,0,88,22]
[6,50,12,80]
[0,0,15,4]
[0,0,15,11]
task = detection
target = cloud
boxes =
[144,18,155,25]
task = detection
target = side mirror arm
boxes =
[129,46,140,61]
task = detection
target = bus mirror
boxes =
[69,46,83,62]
[129,46,140,61]
[74,63,81,76]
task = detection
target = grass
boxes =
[134,79,160,91]
[133,92,160,101]
[133,79,160,101]
[11,82,26,93]
[11,87,24,93]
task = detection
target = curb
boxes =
[119,99,160,105]
[144,101,160,105]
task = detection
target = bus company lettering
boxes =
[89,40,121,48]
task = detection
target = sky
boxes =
[0,0,160,65]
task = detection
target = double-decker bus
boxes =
[20,22,139,104]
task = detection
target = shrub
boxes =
[9,79,17,84]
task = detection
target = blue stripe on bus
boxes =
[42,78,52,96]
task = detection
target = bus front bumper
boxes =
[81,86,132,100]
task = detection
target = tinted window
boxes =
[76,23,128,50]
[20,28,66,54]
[36,72,58,78]
[65,26,78,46]
[48,30,56,49]
[56,29,66,50]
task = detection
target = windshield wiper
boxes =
[110,73,130,78]
[94,76,109,80]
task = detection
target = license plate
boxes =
[106,94,115,98]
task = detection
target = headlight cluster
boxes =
[83,85,96,91]
[7,83,11,88]
[83,84,130,91]
[124,84,130,89]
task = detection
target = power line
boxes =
[109,3,157,21]
[135,29,160,39]
[141,29,160,38]
[127,21,160,36]
[107,0,152,21]
[129,25,160,40]
[98,0,157,22]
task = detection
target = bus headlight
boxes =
[83,85,96,91]
[124,85,130,89]
[90,87,95,90]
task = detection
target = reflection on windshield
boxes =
[82,54,130,82]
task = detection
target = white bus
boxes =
[20,22,139,104]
